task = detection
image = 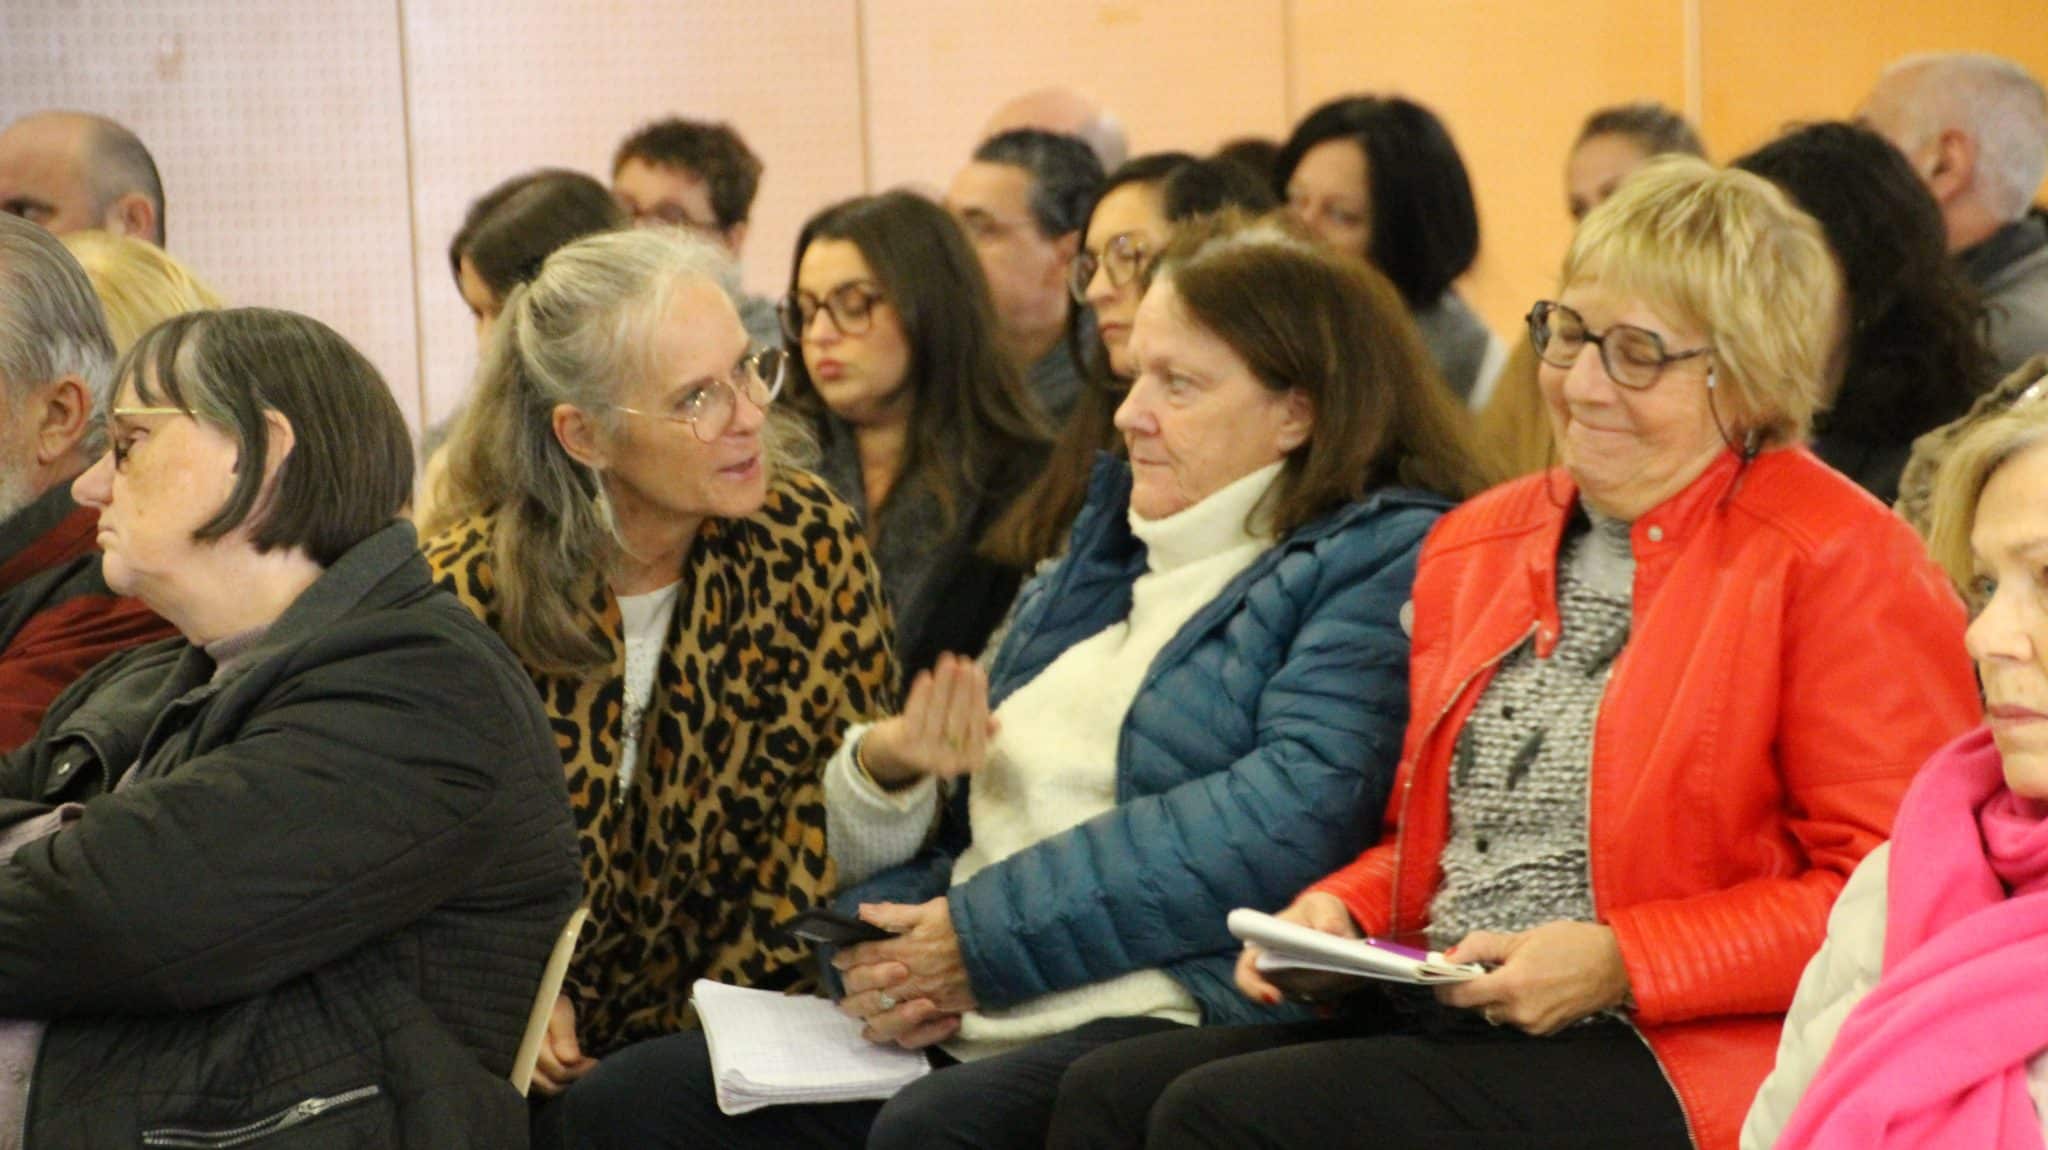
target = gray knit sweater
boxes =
[1428,510,1634,950]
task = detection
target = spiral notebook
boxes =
[691,980,932,1115]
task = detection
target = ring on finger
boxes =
[877,992,898,1012]
[1483,1007,1502,1027]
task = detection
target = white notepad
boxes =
[692,979,933,1115]
[1227,909,1486,985]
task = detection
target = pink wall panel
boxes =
[861,0,1289,195]
[401,0,867,425]
[1,0,422,428]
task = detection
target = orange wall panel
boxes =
[1289,0,1691,341]
[862,0,1289,193]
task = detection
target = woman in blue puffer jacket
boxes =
[561,212,1489,1150]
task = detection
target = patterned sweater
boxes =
[424,468,897,1052]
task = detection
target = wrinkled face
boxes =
[456,255,499,350]
[793,239,912,427]
[1080,181,1171,381]
[1113,279,1311,520]
[0,120,104,235]
[1286,138,1371,260]
[71,378,247,609]
[1566,133,1652,221]
[592,280,771,527]
[1539,281,1724,521]
[1967,442,2048,801]
[947,160,1070,340]
[613,158,735,251]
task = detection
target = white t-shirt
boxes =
[616,581,681,794]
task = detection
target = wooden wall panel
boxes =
[861,0,1289,193]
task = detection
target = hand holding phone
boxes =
[779,907,897,947]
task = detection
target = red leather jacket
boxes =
[1311,449,1980,1150]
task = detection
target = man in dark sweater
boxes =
[0,215,171,749]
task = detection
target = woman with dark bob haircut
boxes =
[781,189,1051,682]
[562,213,1487,1150]
[1276,94,1504,405]
[1735,120,1994,503]
[0,307,581,1146]
[449,168,627,346]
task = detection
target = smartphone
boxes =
[779,907,896,946]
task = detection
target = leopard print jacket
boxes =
[424,468,897,1053]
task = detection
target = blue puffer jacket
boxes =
[840,458,1447,1027]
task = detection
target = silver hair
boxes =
[1880,53,2048,223]
[0,214,116,452]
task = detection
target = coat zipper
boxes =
[1390,623,1537,936]
[139,1085,381,1148]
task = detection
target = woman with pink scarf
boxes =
[1744,396,2048,1149]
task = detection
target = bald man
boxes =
[0,112,164,246]
[984,87,1128,173]
[1860,54,2048,375]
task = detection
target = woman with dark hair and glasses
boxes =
[983,153,1277,571]
[423,228,897,1121]
[1276,94,1504,406]
[0,307,581,1146]
[1050,157,1980,1150]
[780,190,1051,683]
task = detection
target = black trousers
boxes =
[552,1015,1185,1150]
[1046,993,1692,1150]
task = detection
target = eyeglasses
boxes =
[619,196,724,235]
[613,348,786,443]
[779,282,887,344]
[1526,300,1713,390]
[106,405,190,469]
[1069,232,1156,305]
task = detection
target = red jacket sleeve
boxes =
[0,596,174,752]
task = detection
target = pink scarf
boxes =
[1775,727,2048,1149]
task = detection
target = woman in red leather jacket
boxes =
[1047,157,1983,1150]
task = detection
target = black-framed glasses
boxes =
[1069,232,1155,305]
[613,348,786,443]
[779,282,887,344]
[1527,301,1713,390]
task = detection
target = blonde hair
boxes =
[427,227,808,673]
[60,229,222,353]
[1473,337,1554,480]
[1926,392,2048,598]
[1562,155,1841,446]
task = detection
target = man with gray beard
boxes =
[0,215,170,749]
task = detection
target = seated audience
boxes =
[1048,157,1982,1150]
[0,110,164,244]
[560,211,1487,1150]
[1744,397,2048,1148]
[417,168,626,531]
[948,129,1106,422]
[60,228,222,351]
[1860,53,2048,376]
[1277,94,1503,406]
[783,190,1050,680]
[0,306,580,1146]
[1478,101,1706,478]
[984,152,1279,572]
[983,87,1129,173]
[0,216,172,750]
[612,117,782,350]
[1566,101,1706,221]
[1736,121,1994,503]
[1898,352,2048,533]
[423,229,896,1102]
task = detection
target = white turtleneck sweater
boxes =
[825,461,1284,1060]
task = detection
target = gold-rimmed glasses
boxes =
[612,348,786,443]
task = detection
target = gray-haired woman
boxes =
[423,228,897,1104]
[0,307,581,1147]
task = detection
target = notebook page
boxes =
[693,980,931,1114]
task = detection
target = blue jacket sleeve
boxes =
[946,505,1436,1008]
